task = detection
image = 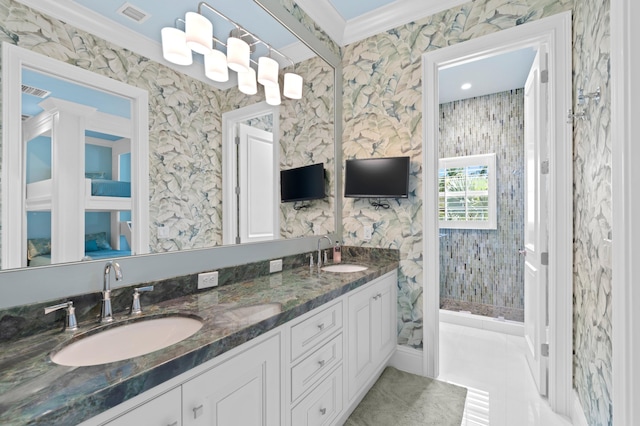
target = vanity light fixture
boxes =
[283,72,303,99]
[185,11,213,54]
[160,27,193,66]
[238,67,258,95]
[226,35,251,73]
[265,84,281,105]
[258,53,279,87]
[161,2,303,101]
[204,48,228,82]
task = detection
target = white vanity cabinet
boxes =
[91,332,281,426]
[85,269,398,426]
[347,271,397,401]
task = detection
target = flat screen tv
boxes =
[280,163,326,203]
[344,156,410,198]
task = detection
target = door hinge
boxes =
[541,252,549,266]
[235,236,241,244]
[540,160,549,175]
[541,70,549,83]
[235,186,240,195]
[235,136,240,145]
[541,343,549,357]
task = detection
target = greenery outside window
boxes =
[438,153,497,230]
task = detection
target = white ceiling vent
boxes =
[21,84,51,99]
[117,2,150,24]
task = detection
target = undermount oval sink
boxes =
[50,315,203,367]
[321,264,368,273]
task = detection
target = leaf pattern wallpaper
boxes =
[341,0,612,424]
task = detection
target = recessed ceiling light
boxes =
[461,83,472,90]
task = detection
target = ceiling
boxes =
[28,0,534,102]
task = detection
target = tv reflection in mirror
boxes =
[344,156,410,209]
[280,163,326,210]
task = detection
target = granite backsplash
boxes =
[0,247,399,343]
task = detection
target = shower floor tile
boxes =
[439,322,571,426]
[440,298,524,322]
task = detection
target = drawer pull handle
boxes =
[167,422,178,426]
[373,293,382,300]
[318,359,326,367]
[320,407,327,415]
[193,404,204,419]
[317,323,325,330]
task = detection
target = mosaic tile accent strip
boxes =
[440,298,524,322]
[439,89,525,311]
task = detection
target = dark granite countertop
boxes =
[0,255,398,425]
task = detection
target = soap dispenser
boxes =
[333,241,341,263]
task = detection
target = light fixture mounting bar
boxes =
[196,1,295,66]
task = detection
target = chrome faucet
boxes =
[317,236,332,267]
[101,261,123,323]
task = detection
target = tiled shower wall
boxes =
[439,89,525,312]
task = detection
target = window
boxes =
[438,153,496,229]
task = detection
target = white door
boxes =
[237,123,278,243]
[523,47,549,396]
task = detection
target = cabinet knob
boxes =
[193,404,204,419]
[318,359,326,367]
[317,323,325,330]
[319,407,327,415]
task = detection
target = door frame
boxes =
[222,102,280,245]
[611,0,640,424]
[421,12,573,416]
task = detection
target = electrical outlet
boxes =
[270,259,283,273]
[363,226,373,241]
[198,271,218,289]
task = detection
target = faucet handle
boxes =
[131,286,154,315]
[44,301,78,332]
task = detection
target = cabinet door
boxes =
[347,271,397,401]
[373,275,396,361]
[105,387,181,426]
[347,284,375,400]
[183,334,281,426]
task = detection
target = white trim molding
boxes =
[611,0,640,424]
[388,345,423,376]
[295,0,467,47]
[422,12,573,417]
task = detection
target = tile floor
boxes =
[438,322,573,426]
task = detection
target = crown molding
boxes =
[292,0,346,45]
[343,0,467,46]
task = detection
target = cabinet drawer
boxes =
[291,366,343,426]
[105,387,181,426]
[291,301,342,360]
[291,334,343,402]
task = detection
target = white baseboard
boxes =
[439,309,524,336]
[573,390,589,426]
[388,345,424,376]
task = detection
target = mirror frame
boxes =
[0,0,342,309]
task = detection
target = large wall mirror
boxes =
[0,0,342,308]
